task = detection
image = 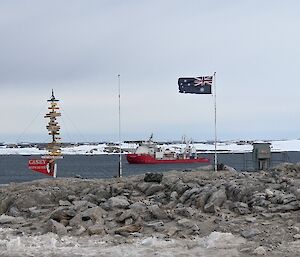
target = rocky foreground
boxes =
[1,163,300,256]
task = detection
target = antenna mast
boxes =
[118,75,122,177]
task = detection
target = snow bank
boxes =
[0,229,245,257]
[1,139,300,155]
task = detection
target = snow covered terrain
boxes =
[0,229,245,257]
[0,139,300,155]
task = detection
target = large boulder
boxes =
[179,187,202,204]
[72,200,97,211]
[145,184,165,196]
[87,224,105,235]
[144,173,163,183]
[105,196,130,209]
[177,218,199,231]
[8,206,21,217]
[225,183,253,203]
[171,180,190,195]
[49,207,76,222]
[232,202,251,215]
[268,201,300,212]
[29,207,50,218]
[114,224,142,235]
[81,206,106,223]
[204,187,227,213]
[129,202,147,212]
[44,219,68,235]
[148,204,168,220]
[0,214,25,224]
[136,182,151,193]
[94,188,111,201]
[241,228,260,239]
[69,206,105,228]
[13,190,53,210]
[0,196,14,215]
[117,209,139,222]
[195,186,216,209]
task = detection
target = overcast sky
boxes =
[1,0,300,142]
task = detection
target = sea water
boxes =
[0,152,298,184]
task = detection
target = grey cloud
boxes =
[1,0,300,141]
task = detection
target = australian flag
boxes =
[178,76,213,94]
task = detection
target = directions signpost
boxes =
[28,90,62,178]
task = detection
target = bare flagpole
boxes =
[118,74,122,177]
[213,72,217,172]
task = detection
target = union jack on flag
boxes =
[194,76,213,87]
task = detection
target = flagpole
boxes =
[213,72,217,172]
[118,74,122,177]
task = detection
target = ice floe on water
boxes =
[0,229,245,257]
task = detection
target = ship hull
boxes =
[126,154,210,164]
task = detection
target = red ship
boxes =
[126,135,210,164]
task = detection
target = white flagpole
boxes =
[213,72,217,172]
[118,74,122,177]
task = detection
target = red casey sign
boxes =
[28,159,56,177]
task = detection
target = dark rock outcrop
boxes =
[144,172,163,183]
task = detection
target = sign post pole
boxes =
[28,90,63,178]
